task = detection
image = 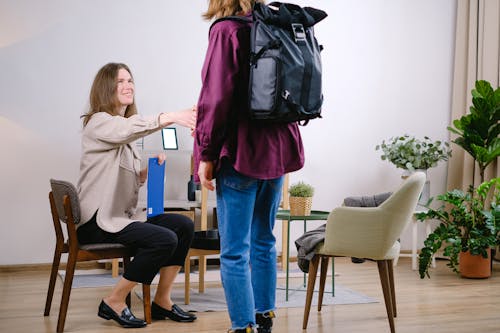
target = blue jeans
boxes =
[216,162,284,330]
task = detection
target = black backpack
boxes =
[211,2,327,125]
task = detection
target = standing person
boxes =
[77,62,197,329]
[194,2,304,332]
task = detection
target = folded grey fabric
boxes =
[343,192,392,207]
[295,224,326,273]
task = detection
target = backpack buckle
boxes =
[291,23,306,42]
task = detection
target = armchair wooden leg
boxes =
[142,284,152,324]
[388,259,397,317]
[377,260,395,333]
[44,247,63,316]
[318,256,329,312]
[57,251,77,333]
[303,255,320,330]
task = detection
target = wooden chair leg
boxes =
[57,251,77,333]
[303,255,320,330]
[377,260,395,333]
[143,284,152,324]
[184,253,191,304]
[111,259,120,278]
[388,259,397,317]
[199,255,206,293]
[318,256,329,311]
[44,247,63,316]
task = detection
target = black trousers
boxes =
[77,213,194,284]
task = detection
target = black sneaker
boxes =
[256,310,275,333]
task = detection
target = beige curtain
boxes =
[447,0,500,191]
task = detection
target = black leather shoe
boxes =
[98,300,147,328]
[151,302,197,322]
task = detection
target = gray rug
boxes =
[58,271,377,311]
[59,270,122,288]
[58,265,317,288]
[134,284,377,311]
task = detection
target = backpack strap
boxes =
[250,39,281,66]
[209,15,252,35]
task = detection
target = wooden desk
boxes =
[137,199,201,211]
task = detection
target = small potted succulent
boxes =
[288,181,315,216]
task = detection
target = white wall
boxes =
[0,0,457,265]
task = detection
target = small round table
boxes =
[275,209,330,301]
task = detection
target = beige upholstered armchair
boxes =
[302,172,425,333]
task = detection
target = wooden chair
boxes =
[302,172,426,333]
[44,179,151,332]
[183,186,220,304]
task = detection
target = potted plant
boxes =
[447,80,500,183]
[376,134,452,205]
[416,177,500,278]
[288,181,314,216]
[376,134,452,173]
[417,80,500,278]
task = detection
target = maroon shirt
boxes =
[194,13,304,181]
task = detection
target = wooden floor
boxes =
[1,257,500,333]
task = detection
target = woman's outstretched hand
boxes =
[160,105,197,131]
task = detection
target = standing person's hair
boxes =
[203,0,264,20]
[81,62,138,126]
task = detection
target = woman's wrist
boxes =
[159,112,174,127]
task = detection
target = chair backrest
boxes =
[374,172,427,246]
[50,179,81,225]
[323,172,426,259]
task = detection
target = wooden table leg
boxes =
[111,259,119,277]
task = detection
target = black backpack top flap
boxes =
[258,2,327,28]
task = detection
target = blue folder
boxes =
[147,157,165,218]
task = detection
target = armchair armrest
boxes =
[320,206,407,259]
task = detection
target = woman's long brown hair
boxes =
[203,0,264,20]
[81,62,138,126]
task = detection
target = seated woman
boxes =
[76,62,197,328]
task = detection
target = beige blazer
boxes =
[77,112,162,233]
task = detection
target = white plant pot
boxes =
[402,169,430,206]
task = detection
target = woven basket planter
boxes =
[289,196,313,216]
